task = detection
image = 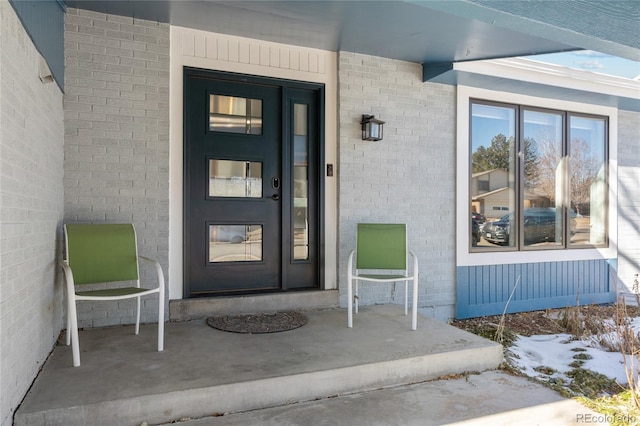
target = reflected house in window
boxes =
[472,169,551,220]
[470,169,509,219]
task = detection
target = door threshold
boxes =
[169,289,339,321]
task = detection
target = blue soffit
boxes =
[64,0,639,66]
[9,0,66,91]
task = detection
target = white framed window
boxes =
[457,86,618,267]
[470,100,608,251]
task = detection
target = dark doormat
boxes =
[207,311,308,334]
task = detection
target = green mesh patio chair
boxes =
[62,224,165,367]
[347,223,419,330]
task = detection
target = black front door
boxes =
[184,69,322,297]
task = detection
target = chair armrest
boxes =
[61,261,76,292]
[408,250,419,276]
[347,250,356,274]
[138,256,166,294]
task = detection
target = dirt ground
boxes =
[450,304,640,340]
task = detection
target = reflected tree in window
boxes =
[472,133,540,187]
[472,133,513,173]
[569,138,601,216]
[523,137,540,190]
[569,115,606,246]
[537,136,562,203]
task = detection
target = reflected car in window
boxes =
[471,217,481,247]
[471,211,486,224]
[482,208,576,246]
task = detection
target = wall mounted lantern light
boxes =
[361,115,385,141]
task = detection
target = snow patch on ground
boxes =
[508,318,640,387]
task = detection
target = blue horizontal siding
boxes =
[456,259,616,319]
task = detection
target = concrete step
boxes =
[15,306,503,426]
[172,370,600,426]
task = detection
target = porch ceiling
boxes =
[65,0,640,66]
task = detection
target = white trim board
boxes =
[456,85,619,267]
[169,26,338,299]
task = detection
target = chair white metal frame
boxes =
[62,223,165,367]
[347,223,419,330]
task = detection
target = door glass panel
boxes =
[523,110,563,247]
[293,104,309,260]
[209,225,262,262]
[209,159,262,198]
[209,94,263,134]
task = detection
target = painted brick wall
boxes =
[337,52,456,321]
[617,110,640,292]
[0,2,65,424]
[63,8,170,327]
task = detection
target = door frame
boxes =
[168,27,338,301]
[182,67,325,298]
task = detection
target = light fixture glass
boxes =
[361,115,385,141]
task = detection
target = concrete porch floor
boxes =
[16,306,509,425]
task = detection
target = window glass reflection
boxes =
[569,116,607,246]
[209,225,262,262]
[209,94,262,134]
[209,160,262,198]
[293,104,309,260]
[470,103,517,248]
[522,110,564,247]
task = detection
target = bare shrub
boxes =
[612,297,640,410]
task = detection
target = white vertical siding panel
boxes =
[205,35,218,59]
[259,45,270,66]
[318,54,326,74]
[249,44,260,65]
[309,52,318,74]
[289,49,300,70]
[182,32,195,57]
[269,47,280,68]
[280,48,290,69]
[177,27,331,76]
[228,39,239,62]
[299,50,309,72]
[194,34,206,58]
[238,41,250,64]
[217,38,228,61]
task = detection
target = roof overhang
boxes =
[60,0,639,111]
[440,58,640,112]
[64,0,639,65]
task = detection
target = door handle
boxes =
[270,194,280,201]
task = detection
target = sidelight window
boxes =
[293,103,310,260]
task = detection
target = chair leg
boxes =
[67,298,81,367]
[135,296,141,335]
[347,277,353,328]
[66,306,71,346]
[404,280,408,315]
[354,280,359,314]
[158,291,164,352]
[411,276,418,331]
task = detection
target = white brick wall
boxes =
[337,52,456,321]
[617,110,640,292]
[0,2,65,424]
[64,8,170,327]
